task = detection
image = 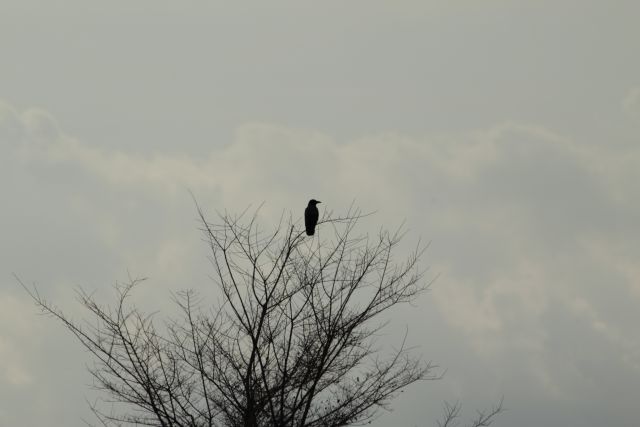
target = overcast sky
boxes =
[2,1,640,426]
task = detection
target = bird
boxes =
[304,199,321,236]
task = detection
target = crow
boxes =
[304,199,321,236]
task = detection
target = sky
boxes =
[1,1,640,426]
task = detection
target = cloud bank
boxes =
[1,101,639,426]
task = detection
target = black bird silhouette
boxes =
[304,199,321,236]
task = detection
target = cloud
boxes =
[623,86,640,118]
[0,293,38,386]
[0,102,24,146]
[2,101,640,426]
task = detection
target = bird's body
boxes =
[304,199,321,236]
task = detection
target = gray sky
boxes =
[2,1,640,426]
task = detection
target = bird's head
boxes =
[308,199,321,206]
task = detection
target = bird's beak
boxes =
[317,201,321,203]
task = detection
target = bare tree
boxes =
[20,205,499,427]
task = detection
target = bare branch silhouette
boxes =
[19,202,504,426]
[436,398,504,427]
[21,204,442,426]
